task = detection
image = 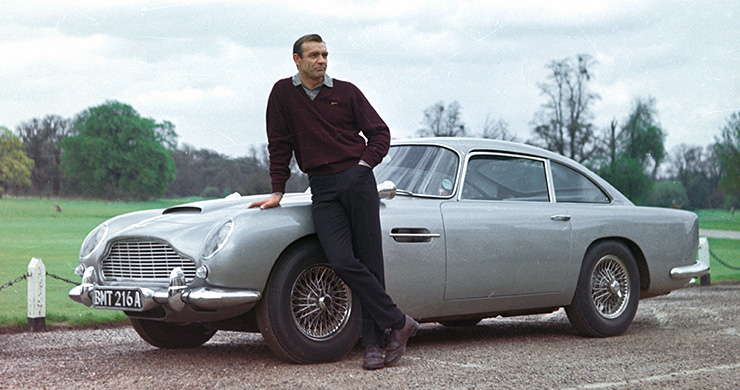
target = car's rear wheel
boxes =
[130,318,216,348]
[256,239,361,363]
[565,240,639,337]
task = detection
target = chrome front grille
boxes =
[101,240,196,281]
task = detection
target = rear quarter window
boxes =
[551,162,610,203]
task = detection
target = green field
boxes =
[705,238,740,283]
[696,209,740,231]
[0,196,201,330]
[1,199,739,330]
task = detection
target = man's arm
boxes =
[351,85,390,167]
[250,82,292,210]
[265,83,294,194]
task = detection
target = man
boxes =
[248,34,418,370]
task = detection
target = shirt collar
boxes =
[292,73,333,89]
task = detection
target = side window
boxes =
[551,162,610,203]
[461,155,549,202]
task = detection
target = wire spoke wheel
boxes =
[291,264,353,340]
[590,255,630,319]
[566,241,639,337]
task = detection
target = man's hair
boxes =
[293,34,324,58]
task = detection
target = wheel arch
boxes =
[263,234,321,286]
[582,237,650,291]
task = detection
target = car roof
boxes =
[393,137,571,163]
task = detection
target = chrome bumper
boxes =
[69,266,260,312]
[670,261,710,279]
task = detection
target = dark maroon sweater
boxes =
[265,77,391,193]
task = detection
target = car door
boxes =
[373,143,460,317]
[381,197,448,316]
[441,152,573,300]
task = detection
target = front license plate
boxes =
[93,288,143,311]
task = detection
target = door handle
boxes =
[390,228,440,243]
[551,215,571,222]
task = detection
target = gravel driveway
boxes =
[2,283,740,389]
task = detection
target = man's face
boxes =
[294,41,328,82]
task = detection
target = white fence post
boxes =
[697,237,711,286]
[27,258,46,331]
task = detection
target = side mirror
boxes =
[377,181,396,199]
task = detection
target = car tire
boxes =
[255,239,361,363]
[565,240,639,338]
[130,318,216,348]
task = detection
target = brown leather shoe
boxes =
[363,344,384,370]
[384,315,418,367]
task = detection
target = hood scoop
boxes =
[162,206,202,215]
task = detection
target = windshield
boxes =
[374,145,459,197]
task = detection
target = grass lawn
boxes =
[694,210,740,283]
[696,209,740,231]
[0,196,201,330]
[1,199,739,330]
[704,238,740,283]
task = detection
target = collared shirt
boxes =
[292,73,333,100]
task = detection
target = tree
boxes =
[0,127,34,196]
[155,120,178,150]
[482,114,518,141]
[167,143,306,198]
[530,54,601,163]
[16,115,70,195]
[418,101,466,137]
[169,145,265,197]
[593,99,667,205]
[716,111,740,201]
[61,101,176,200]
[645,181,689,209]
[619,97,665,179]
[597,156,651,203]
[668,144,723,209]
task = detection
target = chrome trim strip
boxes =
[386,142,463,199]
[458,151,551,202]
[185,288,261,310]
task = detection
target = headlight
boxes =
[79,223,109,259]
[201,218,234,259]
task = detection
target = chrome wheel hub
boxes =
[291,265,352,340]
[590,255,630,319]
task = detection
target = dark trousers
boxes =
[309,164,404,347]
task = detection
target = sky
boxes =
[2,0,739,159]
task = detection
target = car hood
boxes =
[98,193,313,259]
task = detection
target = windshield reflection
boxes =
[374,145,459,197]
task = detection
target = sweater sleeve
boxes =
[266,83,294,194]
[351,85,391,167]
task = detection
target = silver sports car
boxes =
[69,138,709,363]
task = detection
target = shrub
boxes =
[645,181,689,209]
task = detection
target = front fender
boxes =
[203,202,316,293]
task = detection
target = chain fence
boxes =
[710,249,740,271]
[0,271,79,294]
[2,248,739,295]
[0,273,29,293]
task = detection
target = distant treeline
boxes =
[3,54,739,209]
